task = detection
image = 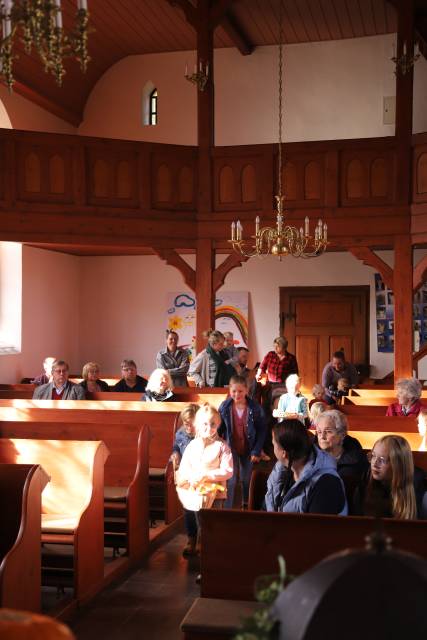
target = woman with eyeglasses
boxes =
[353,435,425,519]
[265,419,347,515]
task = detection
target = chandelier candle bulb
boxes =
[299,227,304,238]
[323,223,328,240]
[403,41,407,56]
[231,222,235,242]
[304,216,309,236]
[55,0,62,29]
[255,216,260,235]
[78,0,88,9]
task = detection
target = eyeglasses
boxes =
[368,452,390,466]
[316,429,337,438]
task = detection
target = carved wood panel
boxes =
[413,145,427,204]
[86,146,139,207]
[151,151,196,210]
[213,155,262,211]
[276,153,324,206]
[341,149,395,205]
[16,142,73,203]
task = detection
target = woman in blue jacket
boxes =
[218,374,267,509]
[265,419,347,515]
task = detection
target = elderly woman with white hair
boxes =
[315,409,368,481]
[386,378,424,417]
[141,368,175,402]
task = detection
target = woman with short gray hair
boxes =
[386,378,423,417]
[315,410,368,481]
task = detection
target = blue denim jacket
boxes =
[172,428,194,458]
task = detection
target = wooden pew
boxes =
[199,509,427,601]
[350,388,427,399]
[349,430,425,451]
[341,404,386,416]
[0,463,49,612]
[0,421,150,567]
[0,438,109,605]
[86,390,228,408]
[345,415,418,433]
[0,401,182,526]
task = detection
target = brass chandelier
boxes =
[0,0,90,91]
[229,0,328,260]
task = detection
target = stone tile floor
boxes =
[70,534,200,640]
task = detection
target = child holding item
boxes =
[170,403,200,557]
[273,373,308,424]
[175,403,233,545]
[218,375,267,509]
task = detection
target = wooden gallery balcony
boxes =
[0,127,426,250]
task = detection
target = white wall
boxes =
[0,85,76,134]
[79,51,197,144]
[78,33,427,146]
[0,245,80,383]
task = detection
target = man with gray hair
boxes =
[33,359,85,400]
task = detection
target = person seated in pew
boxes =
[308,401,326,429]
[113,359,148,393]
[189,330,236,388]
[170,403,200,557]
[141,368,175,402]
[265,419,348,515]
[273,374,308,425]
[352,435,425,519]
[314,409,368,506]
[386,378,424,417]
[79,362,109,394]
[308,383,336,409]
[321,350,358,398]
[156,329,190,387]
[218,375,267,509]
[32,359,86,400]
[31,356,56,386]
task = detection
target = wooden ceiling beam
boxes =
[166,0,197,27]
[218,12,254,56]
[12,79,81,127]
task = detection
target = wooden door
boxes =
[280,286,369,391]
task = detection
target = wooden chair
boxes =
[0,463,49,612]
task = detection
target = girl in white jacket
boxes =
[176,403,233,511]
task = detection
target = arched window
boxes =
[149,88,158,126]
[142,81,157,127]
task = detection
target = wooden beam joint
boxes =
[213,252,249,292]
[348,246,394,290]
[153,248,196,291]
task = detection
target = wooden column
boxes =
[394,0,414,205]
[195,0,215,348]
[394,235,413,379]
[196,238,215,351]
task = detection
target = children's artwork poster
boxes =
[375,273,394,353]
[166,292,249,359]
[413,285,427,352]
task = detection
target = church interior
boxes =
[1,0,427,638]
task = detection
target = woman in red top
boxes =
[386,378,423,417]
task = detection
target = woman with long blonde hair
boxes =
[354,435,419,519]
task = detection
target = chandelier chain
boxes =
[278,0,283,201]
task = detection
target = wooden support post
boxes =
[394,235,413,379]
[196,238,215,352]
[395,0,414,205]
